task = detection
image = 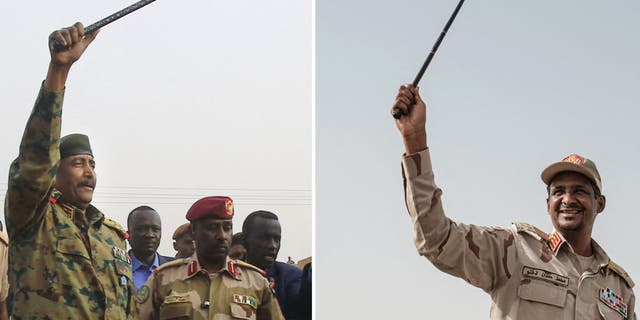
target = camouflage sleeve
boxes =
[402,149,517,292]
[4,84,64,238]
[257,279,285,320]
[137,272,158,320]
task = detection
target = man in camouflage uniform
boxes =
[392,84,635,319]
[138,196,284,320]
[4,23,137,319]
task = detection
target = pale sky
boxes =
[0,0,311,262]
[318,0,639,318]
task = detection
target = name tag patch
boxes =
[599,288,628,319]
[233,294,257,309]
[522,266,569,287]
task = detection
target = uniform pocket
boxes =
[159,295,193,320]
[230,302,257,320]
[56,237,91,260]
[517,280,567,308]
[597,300,627,320]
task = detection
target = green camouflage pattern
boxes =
[138,254,284,320]
[4,85,138,319]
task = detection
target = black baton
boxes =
[51,0,157,52]
[392,0,465,119]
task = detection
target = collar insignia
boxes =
[187,260,199,276]
[548,231,563,253]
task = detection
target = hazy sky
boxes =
[0,0,311,261]
[318,0,639,318]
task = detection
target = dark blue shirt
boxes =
[266,261,303,319]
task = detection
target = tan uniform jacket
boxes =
[402,149,635,320]
[138,254,284,320]
[0,232,8,302]
[4,86,137,319]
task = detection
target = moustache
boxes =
[76,179,96,188]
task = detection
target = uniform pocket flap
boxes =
[159,295,193,320]
[517,281,567,308]
[230,302,257,320]
[56,237,90,260]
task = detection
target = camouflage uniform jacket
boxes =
[0,231,8,302]
[402,149,636,319]
[138,254,285,320]
[4,86,137,319]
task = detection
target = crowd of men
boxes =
[0,22,311,320]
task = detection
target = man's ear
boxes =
[597,195,606,214]
[173,241,178,251]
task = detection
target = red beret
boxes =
[186,196,234,221]
[172,223,191,240]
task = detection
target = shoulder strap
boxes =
[609,260,635,288]
[156,258,189,272]
[103,218,127,240]
[514,222,549,241]
[236,260,267,276]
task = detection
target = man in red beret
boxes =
[138,196,284,319]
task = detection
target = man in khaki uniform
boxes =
[0,221,8,320]
[392,84,635,319]
[4,23,137,319]
[138,196,284,320]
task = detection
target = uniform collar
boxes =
[185,254,242,281]
[549,230,610,270]
[49,188,105,226]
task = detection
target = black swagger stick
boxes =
[392,0,466,119]
[51,0,157,51]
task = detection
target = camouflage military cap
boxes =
[186,196,234,221]
[541,153,602,192]
[60,133,93,158]
[172,223,191,240]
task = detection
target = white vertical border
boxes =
[310,0,317,317]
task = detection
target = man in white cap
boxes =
[392,84,635,319]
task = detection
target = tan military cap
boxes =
[541,153,602,192]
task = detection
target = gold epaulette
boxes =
[514,222,549,242]
[236,260,267,276]
[103,218,127,239]
[609,260,635,288]
[156,258,189,272]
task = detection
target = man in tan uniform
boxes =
[392,84,635,319]
[138,196,284,319]
[0,221,8,320]
[4,23,137,319]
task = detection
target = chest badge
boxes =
[233,294,257,309]
[112,246,131,264]
[599,288,628,319]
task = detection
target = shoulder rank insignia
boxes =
[609,261,635,288]
[233,294,257,309]
[599,288,628,319]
